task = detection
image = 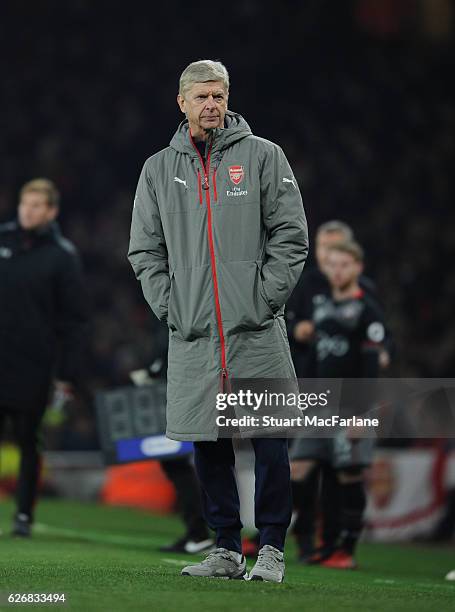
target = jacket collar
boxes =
[169,110,252,159]
[16,219,61,243]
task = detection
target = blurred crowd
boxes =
[1,0,454,440]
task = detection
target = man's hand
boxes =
[52,380,74,409]
[54,380,74,395]
[378,349,391,370]
[293,320,315,343]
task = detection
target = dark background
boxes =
[1,0,454,402]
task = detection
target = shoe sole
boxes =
[249,575,284,583]
[181,569,247,580]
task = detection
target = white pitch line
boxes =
[414,582,455,590]
[33,524,200,570]
[34,522,161,548]
[373,577,455,591]
[161,559,189,566]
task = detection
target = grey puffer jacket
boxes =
[128,111,308,440]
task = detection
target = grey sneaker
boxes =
[181,547,247,579]
[249,545,285,583]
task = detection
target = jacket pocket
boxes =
[167,265,212,341]
[167,269,176,320]
[217,259,274,336]
[255,260,276,315]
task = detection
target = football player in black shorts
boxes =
[290,240,385,569]
[287,221,390,563]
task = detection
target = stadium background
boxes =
[1,0,454,586]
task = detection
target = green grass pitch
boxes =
[0,499,454,611]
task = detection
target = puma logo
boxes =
[282,177,296,189]
[174,177,187,188]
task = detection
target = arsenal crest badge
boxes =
[229,165,245,185]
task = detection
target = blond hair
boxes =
[20,178,60,207]
[328,240,364,262]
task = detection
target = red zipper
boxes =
[189,132,228,388]
[197,169,203,205]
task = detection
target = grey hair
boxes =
[179,60,229,97]
[316,220,354,240]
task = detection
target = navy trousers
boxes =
[194,438,292,553]
[0,402,47,520]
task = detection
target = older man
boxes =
[128,60,308,582]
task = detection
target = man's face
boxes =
[177,81,228,138]
[315,230,348,273]
[325,250,362,291]
[18,192,58,230]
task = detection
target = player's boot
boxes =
[248,545,285,583]
[12,513,31,537]
[301,544,335,565]
[181,548,247,579]
[159,535,214,554]
[242,534,260,558]
[320,550,357,569]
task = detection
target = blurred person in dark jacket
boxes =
[0,178,87,536]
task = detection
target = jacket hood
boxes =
[169,110,252,157]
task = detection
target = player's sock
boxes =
[338,480,366,555]
[291,470,318,557]
[320,464,341,550]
